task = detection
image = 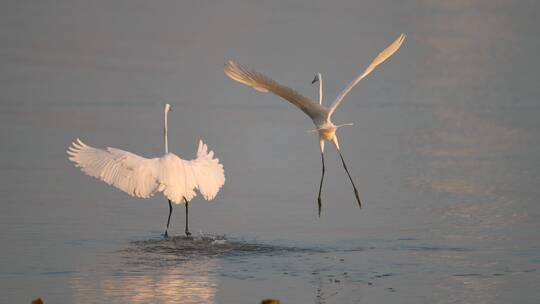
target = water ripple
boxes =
[119,235,324,269]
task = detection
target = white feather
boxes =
[225,34,405,125]
[328,33,406,117]
[67,139,225,204]
[224,60,327,123]
[224,34,406,211]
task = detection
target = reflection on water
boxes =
[70,237,226,304]
[410,0,528,234]
[411,108,527,231]
[435,275,500,304]
[2,0,540,303]
[70,236,324,304]
[69,236,537,304]
[71,259,219,303]
[417,109,517,160]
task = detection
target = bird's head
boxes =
[311,73,321,84]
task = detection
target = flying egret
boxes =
[67,104,225,237]
[225,33,405,216]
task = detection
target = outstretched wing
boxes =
[186,140,225,200]
[67,139,160,199]
[328,33,406,117]
[68,139,225,204]
[225,60,327,121]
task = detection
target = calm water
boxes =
[1,1,540,303]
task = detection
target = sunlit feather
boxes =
[225,34,405,214]
[68,139,225,204]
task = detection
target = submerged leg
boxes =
[164,200,173,237]
[317,139,325,217]
[184,198,192,237]
[333,137,362,208]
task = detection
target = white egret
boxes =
[67,104,225,236]
[225,33,405,216]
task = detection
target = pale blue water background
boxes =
[1,0,539,303]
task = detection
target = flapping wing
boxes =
[328,33,406,117]
[225,60,327,121]
[186,140,225,200]
[67,138,160,199]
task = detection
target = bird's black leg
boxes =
[164,200,173,237]
[317,152,325,217]
[184,198,192,237]
[338,150,362,208]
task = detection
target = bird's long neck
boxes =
[317,73,323,105]
[164,107,169,154]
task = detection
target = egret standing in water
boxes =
[225,33,405,216]
[67,104,225,237]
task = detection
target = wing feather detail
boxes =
[225,60,327,121]
[328,33,406,117]
[67,139,160,199]
[186,140,226,200]
[67,139,225,204]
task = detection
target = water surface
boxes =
[1,1,539,303]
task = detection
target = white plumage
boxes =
[67,103,225,236]
[225,33,406,126]
[225,33,405,215]
[67,138,225,203]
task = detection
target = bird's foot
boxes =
[163,231,169,238]
[185,231,192,238]
[354,189,362,208]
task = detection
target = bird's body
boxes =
[317,123,337,141]
[68,139,224,204]
[225,33,405,215]
[68,104,225,236]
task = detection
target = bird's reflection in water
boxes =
[104,267,216,303]
[71,236,227,304]
[70,235,299,303]
[71,260,218,303]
